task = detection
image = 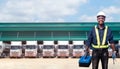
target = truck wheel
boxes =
[36,53,39,58]
[57,56,60,58]
[1,53,6,58]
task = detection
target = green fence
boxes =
[0,22,120,41]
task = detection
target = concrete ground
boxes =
[0,58,120,69]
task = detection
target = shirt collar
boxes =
[97,24,105,30]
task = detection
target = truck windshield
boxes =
[11,46,21,50]
[58,45,68,49]
[43,45,54,49]
[26,45,36,49]
[73,45,83,49]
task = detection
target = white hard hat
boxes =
[97,11,106,17]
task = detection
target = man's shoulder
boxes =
[106,25,112,31]
[89,26,95,32]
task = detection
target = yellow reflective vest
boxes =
[92,25,109,48]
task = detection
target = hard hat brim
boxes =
[97,15,106,18]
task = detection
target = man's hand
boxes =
[84,46,90,56]
[112,51,116,59]
[84,50,90,56]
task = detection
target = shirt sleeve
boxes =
[108,28,114,44]
[85,28,93,47]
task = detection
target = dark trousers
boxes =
[92,49,108,69]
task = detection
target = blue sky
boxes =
[0,0,120,22]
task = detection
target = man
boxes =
[85,11,116,69]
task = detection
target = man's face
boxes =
[97,16,105,25]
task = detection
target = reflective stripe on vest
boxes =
[92,25,108,48]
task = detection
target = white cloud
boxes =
[105,16,114,22]
[79,15,114,22]
[79,6,120,22]
[102,6,120,15]
[79,15,96,22]
[0,0,88,22]
[102,6,120,22]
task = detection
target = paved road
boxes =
[0,58,120,69]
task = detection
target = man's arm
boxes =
[108,28,116,61]
[108,28,115,52]
[110,43,115,52]
[85,28,93,52]
[85,46,90,53]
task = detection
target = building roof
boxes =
[0,22,120,41]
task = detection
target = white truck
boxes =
[10,41,22,58]
[117,41,120,57]
[3,41,11,57]
[118,45,120,58]
[25,41,38,58]
[42,41,55,58]
[57,41,69,58]
[71,41,85,58]
[0,41,6,58]
[108,46,112,57]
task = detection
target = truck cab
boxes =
[0,41,6,58]
[117,40,120,58]
[2,41,11,58]
[71,41,85,58]
[117,45,120,58]
[42,41,55,58]
[25,41,38,58]
[10,41,22,58]
[108,46,112,57]
[57,41,69,58]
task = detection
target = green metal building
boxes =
[0,22,120,41]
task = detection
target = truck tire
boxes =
[1,53,6,58]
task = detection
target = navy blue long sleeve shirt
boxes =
[85,24,114,49]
